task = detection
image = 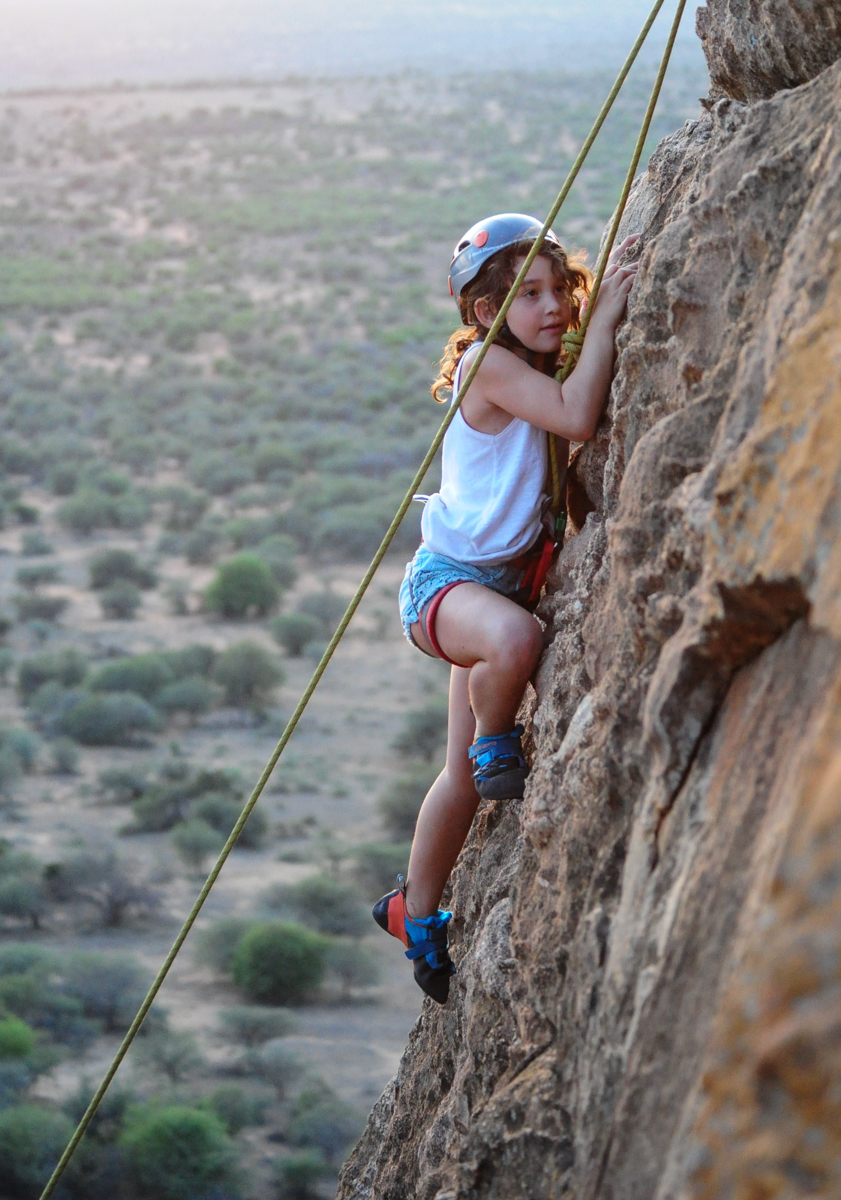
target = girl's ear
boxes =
[473,297,496,330]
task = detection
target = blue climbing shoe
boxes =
[372,878,455,1005]
[468,724,528,800]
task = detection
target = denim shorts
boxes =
[398,544,525,650]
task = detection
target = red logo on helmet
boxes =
[473,230,489,248]
[448,277,454,296]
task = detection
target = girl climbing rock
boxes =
[374,213,638,1003]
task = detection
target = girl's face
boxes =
[476,254,571,355]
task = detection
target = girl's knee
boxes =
[493,612,542,672]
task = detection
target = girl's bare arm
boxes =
[468,240,639,441]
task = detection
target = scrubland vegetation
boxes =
[0,62,705,1198]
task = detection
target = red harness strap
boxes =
[421,581,466,667]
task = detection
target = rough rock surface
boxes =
[338,5,841,1198]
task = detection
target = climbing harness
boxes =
[38,0,686,1193]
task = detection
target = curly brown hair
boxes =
[431,239,592,403]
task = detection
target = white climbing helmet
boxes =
[447,213,560,305]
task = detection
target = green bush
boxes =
[212,641,283,707]
[203,1084,270,1135]
[88,548,157,590]
[231,922,327,1004]
[273,1149,330,1200]
[251,1040,304,1097]
[271,613,323,657]
[45,848,159,927]
[88,653,175,700]
[0,747,23,798]
[191,793,267,849]
[195,917,254,974]
[217,1005,299,1049]
[165,643,217,679]
[351,842,412,899]
[14,503,39,525]
[1,727,39,772]
[157,484,209,532]
[59,951,149,1031]
[205,554,280,618]
[13,593,68,622]
[287,1079,363,1164]
[97,765,148,803]
[325,939,381,1001]
[120,1106,241,1200]
[377,766,437,840]
[184,524,221,565]
[15,563,61,590]
[0,1104,76,1199]
[0,1015,35,1059]
[155,676,217,720]
[20,532,53,556]
[263,875,368,938]
[49,736,79,774]
[253,534,298,588]
[392,701,449,762]
[56,692,160,745]
[134,1027,206,1083]
[48,464,78,496]
[0,648,12,685]
[18,648,88,699]
[171,818,226,874]
[100,580,142,619]
[295,591,346,636]
[57,488,117,535]
[189,451,253,496]
[253,443,301,481]
[0,874,50,929]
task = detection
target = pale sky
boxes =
[0,0,707,89]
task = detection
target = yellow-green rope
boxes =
[38,4,684,1196]
[549,0,687,511]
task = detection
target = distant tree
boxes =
[134,1027,206,1084]
[287,1078,363,1165]
[88,653,174,700]
[325,940,380,1002]
[171,819,226,875]
[377,766,437,840]
[15,564,62,590]
[0,874,50,930]
[273,1149,330,1200]
[99,580,142,619]
[0,1015,35,1060]
[58,951,149,1032]
[48,465,78,496]
[97,766,148,804]
[120,1105,241,1200]
[231,922,327,1005]
[88,548,157,591]
[350,842,412,899]
[253,443,301,481]
[391,701,449,762]
[253,534,298,588]
[13,593,68,623]
[20,532,53,556]
[212,641,283,707]
[189,451,253,496]
[0,1104,76,1199]
[49,736,79,775]
[0,649,14,685]
[251,1040,304,1099]
[190,792,267,850]
[263,875,368,939]
[295,591,346,636]
[184,524,221,565]
[195,917,254,974]
[18,648,88,699]
[56,693,160,746]
[157,484,209,532]
[165,643,217,679]
[45,848,159,928]
[271,613,322,657]
[155,676,217,721]
[203,1084,270,1135]
[57,489,116,536]
[217,1006,299,1050]
[205,554,279,619]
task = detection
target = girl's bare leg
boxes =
[405,584,542,917]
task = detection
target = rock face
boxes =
[338,5,841,1198]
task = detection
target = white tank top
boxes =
[420,347,549,565]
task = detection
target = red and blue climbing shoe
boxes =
[468,723,528,801]
[372,877,455,1005]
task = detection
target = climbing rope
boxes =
[38,2,685,1195]
[549,0,687,513]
